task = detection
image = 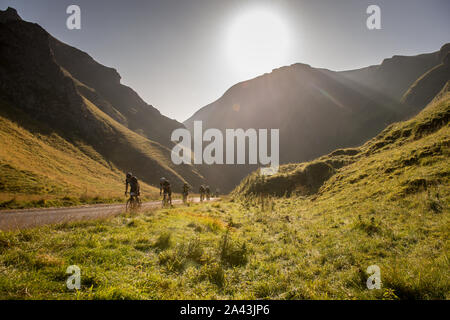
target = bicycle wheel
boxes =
[161,195,166,208]
[126,198,132,212]
[137,197,142,209]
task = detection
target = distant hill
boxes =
[0,7,204,201]
[185,44,448,191]
[402,44,450,112]
[340,48,444,101]
[233,81,449,198]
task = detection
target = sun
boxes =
[226,8,291,77]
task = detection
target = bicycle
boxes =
[126,192,142,212]
[162,192,172,208]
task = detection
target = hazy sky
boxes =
[2,0,449,122]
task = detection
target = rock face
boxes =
[0,7,21,23]
[0,8,204,189]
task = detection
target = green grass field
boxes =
[0,193,447,299]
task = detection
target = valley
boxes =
[0,6,448,301]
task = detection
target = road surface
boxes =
[0,197,217,231]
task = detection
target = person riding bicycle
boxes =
[205,185,211,200]
[182,182,190,203]
[160,177,172,206]
[199,185,206,202]
[125,172,140,201]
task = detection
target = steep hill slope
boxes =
[225,85,449,299]
[340,46,445,100]
[233,82,449,198]
[0,7,204,199]
[0,98,159,207]
[402,45,450,112]
[49,38,182,147]
[185,45,448,192]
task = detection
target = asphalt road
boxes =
[0,197,216,231]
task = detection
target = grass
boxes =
[0,192,447,299]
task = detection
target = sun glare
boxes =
[226,8,291,77]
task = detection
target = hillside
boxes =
[0,98,161,208]
[234,82,450,198]
[49,37,182,147]
[0,7,204,203]
[0,86,447,299]
[185,44,448,192]
[402,45,450,112]
[341,46,446,100]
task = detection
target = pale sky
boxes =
[2,0,449,122]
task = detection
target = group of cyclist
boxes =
[124,172,219,209]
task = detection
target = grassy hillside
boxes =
[0,87,447,300]
[0,99,160,209]
[50,37,183,147]
[402,57,450,112]
[184,46,448,192]
[234,82,450,198]
[0,10,205,200]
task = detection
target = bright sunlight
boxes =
[226,8,291,77]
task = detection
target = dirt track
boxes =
[0,197,216,231]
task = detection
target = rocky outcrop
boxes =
[0,7,21,23]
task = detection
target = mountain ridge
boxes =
[184,44,449,191]
[233,81,449,197]
[0,8,204,198]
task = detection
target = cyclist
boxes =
[125,172,140,206]
[199,185,206,202]
[160,177,172,206]
[205,185,211,201]
[182,182,190,204]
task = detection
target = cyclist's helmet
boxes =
[160,177,166,183]
[126,172,132,178]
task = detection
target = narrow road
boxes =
[0,197,218,231]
